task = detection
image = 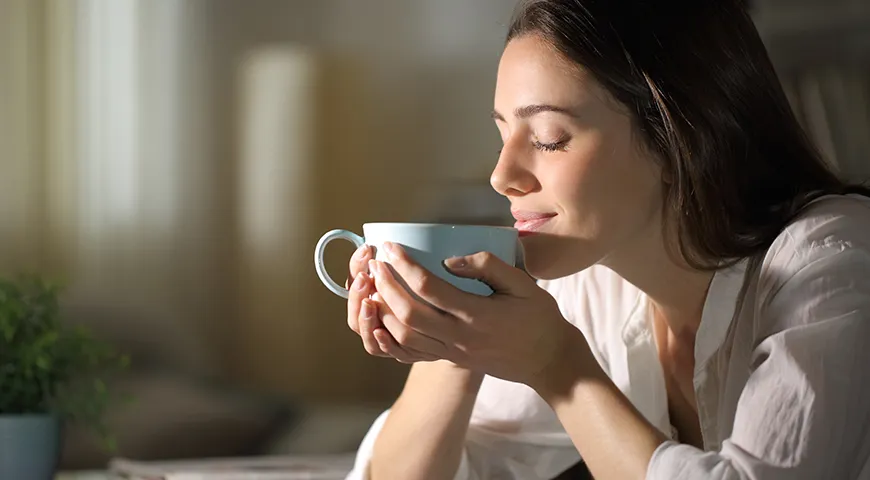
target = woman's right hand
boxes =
[346,244,391,357]
[346,245,440,363]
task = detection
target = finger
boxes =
[374,329,439,364]
[379,242,475,314]
[345,245,374,288]
[374,293,450,357]
[443,251,532,297]
[347,271,372,334]
[370,293,439,360]
[359,298,389,357]
[369,259,459,341]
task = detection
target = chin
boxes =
[519,234,599,280]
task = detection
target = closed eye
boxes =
[533,139,569,152]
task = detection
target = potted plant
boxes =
[0,276,128,480]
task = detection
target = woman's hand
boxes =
[363,241,591,387]
[346,245,439,362]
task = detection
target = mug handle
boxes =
[314,229,366,299]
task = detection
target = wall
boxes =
[0,0,519,406]
[204,0,518,403]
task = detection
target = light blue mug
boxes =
[314,223,519,298]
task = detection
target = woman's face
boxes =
[492,35,663,279]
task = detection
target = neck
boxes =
[602,215,714,346]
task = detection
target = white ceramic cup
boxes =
[314,223,519,298]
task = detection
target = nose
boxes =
[490,138,538,197]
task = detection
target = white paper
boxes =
[109,454,355,480]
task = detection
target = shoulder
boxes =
[755,194,870,335]
[765,194,870,271]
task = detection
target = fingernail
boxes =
[353,272,367,290]
[368,259,380,276]
[361,299,373,319]
[443,257,467,269]
[356,245,371,263]
[382,242,399,260]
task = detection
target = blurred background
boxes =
[0,0,868,471]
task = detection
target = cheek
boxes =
[542,132,606,201]
[545,131,661,234]
[548,135,630,216]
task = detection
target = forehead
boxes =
[495,35,607,110]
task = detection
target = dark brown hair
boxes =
[508,0,869,269]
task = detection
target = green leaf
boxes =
[1,323,14,342]
[0,273,131,452]
[35,355,50,370]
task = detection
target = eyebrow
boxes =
[491,104,579,122]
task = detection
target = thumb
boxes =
[443,251,531,296]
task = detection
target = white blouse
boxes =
[348,194,870,480]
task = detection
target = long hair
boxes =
[508,0,869,269]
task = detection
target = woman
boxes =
[346,0,870,478]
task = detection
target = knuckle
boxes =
[352,244,370,262]
[393,327,411,346]
[392,304,413,326]
[361,314,381,334]
[357,317,371,334]
[413,273,433,297]
[376,338,392,355]
[401,312,418,329]
[363,343,380,356]
[347,317,360,334]
[477,251,496,267]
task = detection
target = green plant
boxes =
[0,275,129,449]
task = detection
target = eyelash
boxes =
[496,138,569,156]
[533,139,569,152]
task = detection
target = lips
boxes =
[511,210,557,236]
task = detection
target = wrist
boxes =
[423,360,485,393]
[531,329,607,406]
[444,361,486,393]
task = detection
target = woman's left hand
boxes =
[364,241,590,388]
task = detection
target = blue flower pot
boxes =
[0,415,62,480]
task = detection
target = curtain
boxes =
[0,0,224,375]
[781,67,870,180]
[755,0,870,180]
[0,0,396,401]
[0,0,48,273]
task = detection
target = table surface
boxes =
[56,473,107,480]
[56,453,356,479]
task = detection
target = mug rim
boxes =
[362,222,516,231]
